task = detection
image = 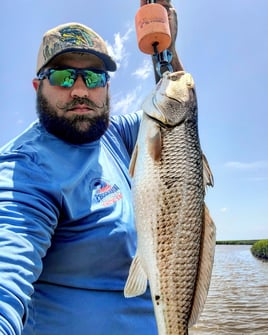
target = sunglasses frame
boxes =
[38,67,110,88]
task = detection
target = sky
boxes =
[1,0,268,241]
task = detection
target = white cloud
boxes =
[112,88,142,115]
[247,176,268,182]
[225,160,268,170]
[132,59,153,80]
[220,207,228,213]
[106,27,133,71]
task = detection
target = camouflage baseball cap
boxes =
[36,22,117,74]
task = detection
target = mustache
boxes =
[56,97,104,111]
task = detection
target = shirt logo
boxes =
[91,179,122,207]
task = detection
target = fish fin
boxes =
[202,153,214,189]
[129,144,138,177]
[188,204,216,328]
[124,255,148,298]
[147,122,162,161]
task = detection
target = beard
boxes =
[36,84,110,144]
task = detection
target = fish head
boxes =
[142,71,197,127]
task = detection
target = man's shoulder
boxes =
[0,121,64,163]
[106,111,142,156]
[110,111,142,128]
[0,121,42,153]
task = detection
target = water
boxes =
[189,245,268,335]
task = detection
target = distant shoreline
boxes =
[216,240,260,245]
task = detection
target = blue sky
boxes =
[1,0,268,240]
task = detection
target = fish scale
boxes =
[156,128,204,335]
[124,71,216,335]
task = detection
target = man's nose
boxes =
[70,75,89,98]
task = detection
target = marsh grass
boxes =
[251,240,268,261]
[217,240,258,245]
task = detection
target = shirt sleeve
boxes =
[0,152,61,335]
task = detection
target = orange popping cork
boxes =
[135,2,171,54]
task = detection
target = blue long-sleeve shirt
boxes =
[0,112,157,335]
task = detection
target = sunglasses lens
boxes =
[49,69,76,87]
[84,70,107,88]
[41,68,109,88]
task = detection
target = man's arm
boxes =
[0,154,59,334]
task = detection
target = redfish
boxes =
[124,71,216,335]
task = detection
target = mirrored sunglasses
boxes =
[38,67,110,89]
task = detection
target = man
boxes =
[0,1,183,334]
